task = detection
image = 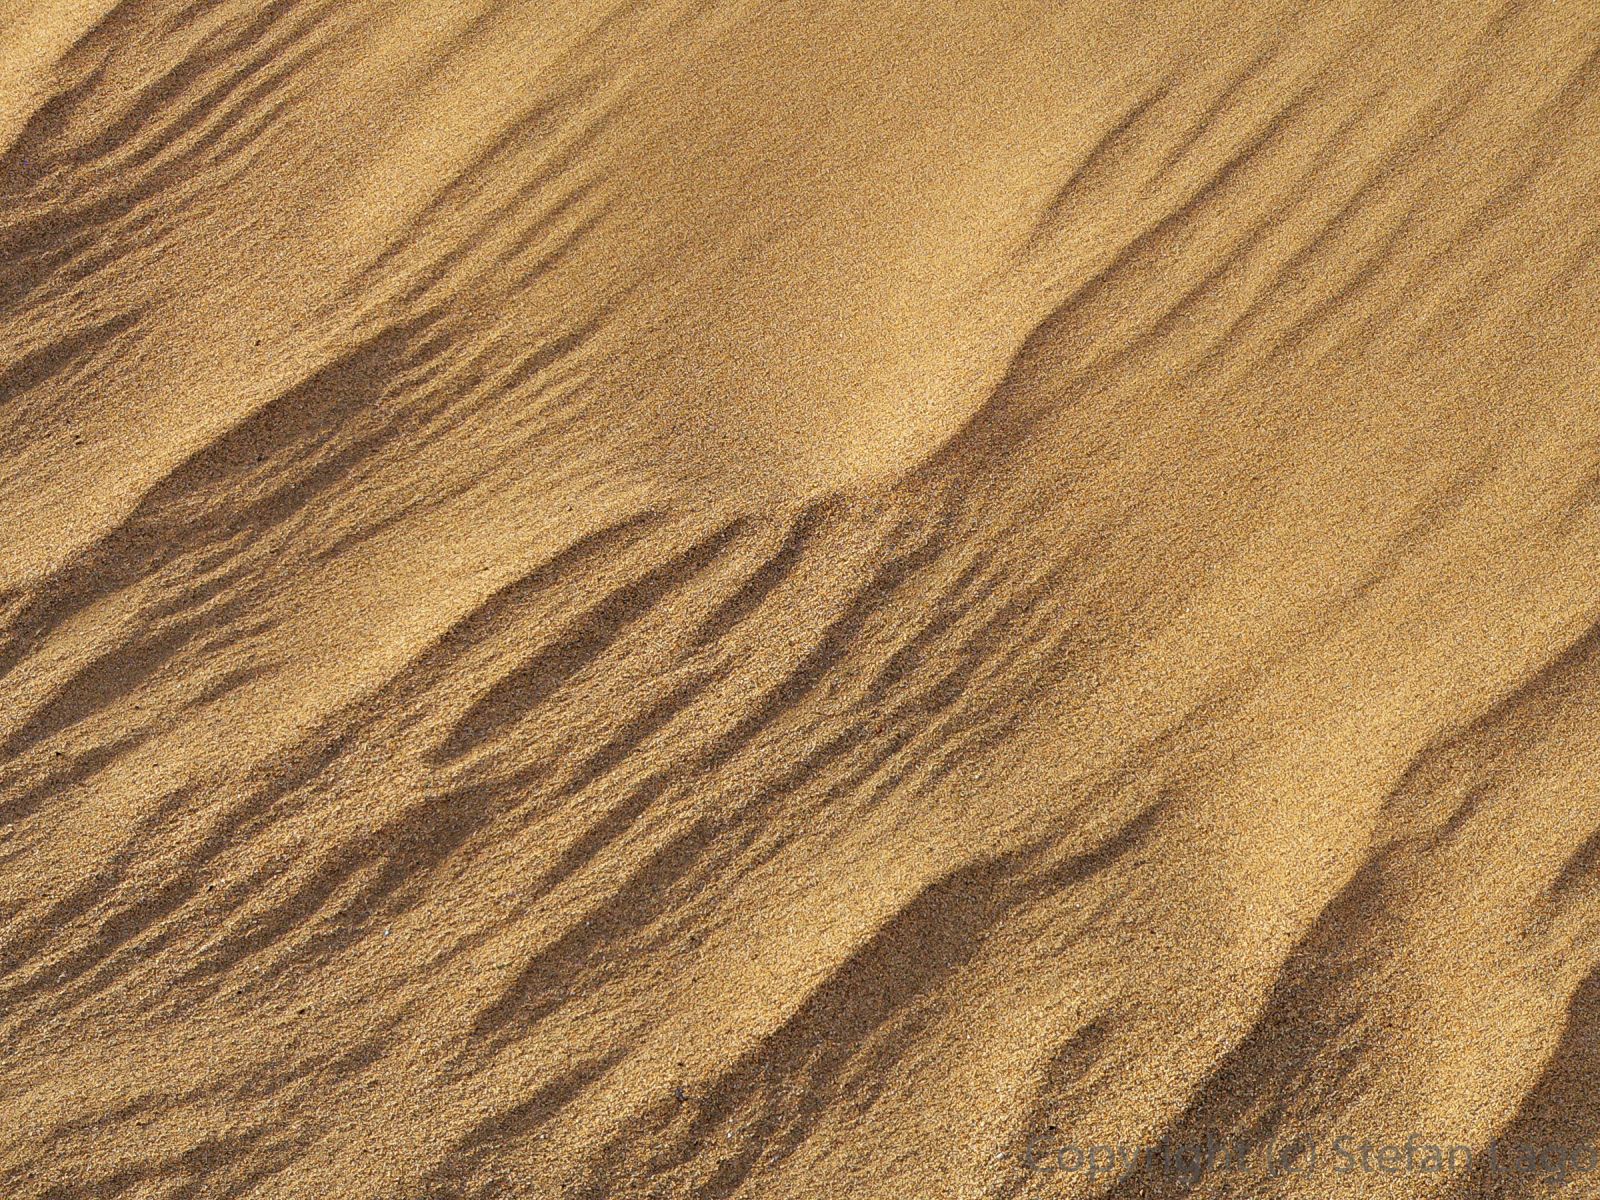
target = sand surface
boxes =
[2,1,1599,1197]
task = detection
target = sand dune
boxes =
[2,0,1599,1196]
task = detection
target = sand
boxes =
[1,1,1598,1197]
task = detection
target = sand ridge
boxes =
[2,0,1599,1197]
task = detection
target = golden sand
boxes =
[2,1,1599,1197]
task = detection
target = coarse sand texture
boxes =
[2,1,1600,1197]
